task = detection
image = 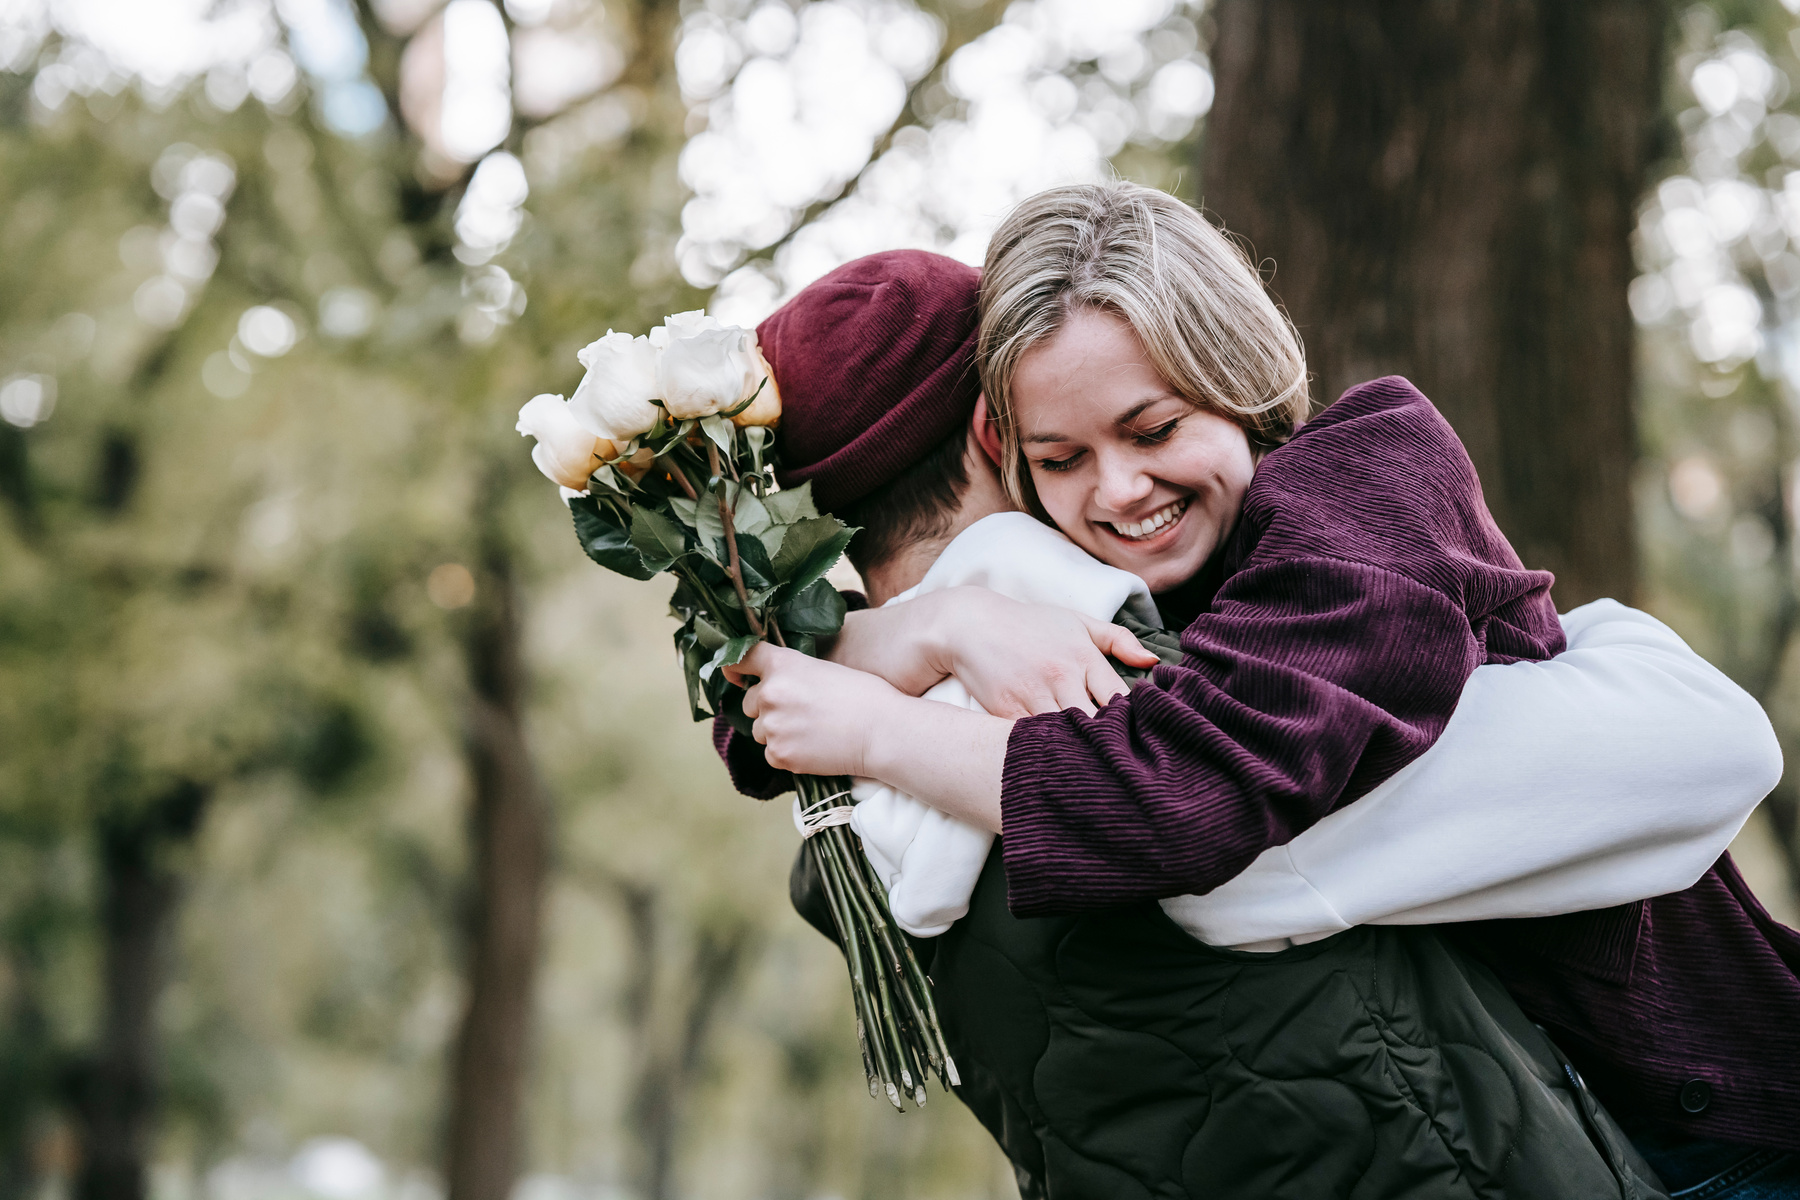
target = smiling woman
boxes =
[974,183,1308,595]
[723,181,1800,1196]
[1007,307,1256,592]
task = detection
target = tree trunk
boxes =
[444,535,548,1200]
[629,920,751,1200]
[1201,0,1669,607]
[67,782,208,1200]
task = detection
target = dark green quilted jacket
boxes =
[794,848,1669,1200]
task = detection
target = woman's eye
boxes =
[1133,419,1180,446]
[1034,453,1081,473]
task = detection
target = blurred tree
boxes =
[0,0,1233,1196]
[1202,0,1671,608]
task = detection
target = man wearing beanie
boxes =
[712,249,1035,798]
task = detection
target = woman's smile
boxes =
[1100,496,1190,543]
[1011,307,1255,593]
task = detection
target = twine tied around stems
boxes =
[795,790,855,838]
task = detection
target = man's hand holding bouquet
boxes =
[516,311,953,1111]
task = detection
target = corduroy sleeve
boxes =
[711,717,793,799]
[1000,556,1480,916]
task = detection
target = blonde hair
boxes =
[977,181,1311,508]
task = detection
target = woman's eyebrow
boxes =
[1024,394,1180,444]
[1114,396,1178,427]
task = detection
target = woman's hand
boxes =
[726,642,1014,832]
[829,586,1160,717]
[728,645,905,778]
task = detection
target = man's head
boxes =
[757,251,1011,593]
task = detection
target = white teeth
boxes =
[1108,499,1188,540]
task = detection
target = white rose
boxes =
[648,309,721,349]
[570,330,662,441]
[658,325,764,420]
[517,393,616,491]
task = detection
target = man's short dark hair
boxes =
[838,429,969,575]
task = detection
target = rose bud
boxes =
[659,325,764,420]
[730,349,782,428]
[570,331,662,441]
[517,393,617,491]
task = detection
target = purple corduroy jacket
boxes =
[715,376,1800,1151]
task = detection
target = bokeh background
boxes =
[0,1,1796,1199]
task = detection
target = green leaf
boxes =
[570,496,655,580]
[700,634,761,682]
[720,634,760,667]
[692,614,729,652]
[590,464,628,496]
[678,630,712,721]
[778,577,847,636]
[744,426,770,477]
[762,482,820,525]
[630,506,689,571]
[699,414,735,456]
[734,488,772,536]
[735,530,778,591]
[771,515,855,594]
[669,497,699,528]
[693,483,768,553]
[693,494,726,552]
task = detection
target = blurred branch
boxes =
[631,919,753,1200]
[563,860,753,1200]
[751,52,955,268]
[1747,410,1800,885]
[349,0,407,126]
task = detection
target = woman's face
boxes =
[1011,307,1254,594]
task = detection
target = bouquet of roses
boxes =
[516,311,954,1110]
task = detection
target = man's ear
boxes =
[972,394,1004,468]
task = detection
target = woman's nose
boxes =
[1093,451,1154,513]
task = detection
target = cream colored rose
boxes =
[648,309,721,349]
[730,349,781,428]
[570,331,662,441]
[517,393,617,491]
[659,325,764,420]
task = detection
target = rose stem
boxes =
[812,834,881,1097]
[841,843,947,1083]
[901,1024,929,1107]
[823,839,901,1108]
[828,833,906,1109]
[663,458,699,501]
[867,929,913,1100]
[813,799,898,1102]
[856,849,950,1075]
[829,827,908,1091]
[708,440,764,638]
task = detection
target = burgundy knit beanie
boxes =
[756,250,981,512]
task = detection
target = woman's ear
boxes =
[972,394,1004,468]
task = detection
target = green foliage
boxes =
[570,495,656,579]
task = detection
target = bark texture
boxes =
[1202,0,1670,607]
[68,781,208,1200]
[444,537,548,1200]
